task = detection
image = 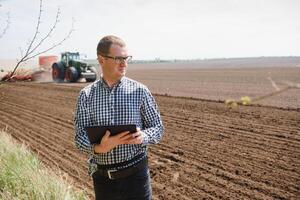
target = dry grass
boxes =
[0,130,88,200]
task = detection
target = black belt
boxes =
[97,153,146,169]
[95,157,148,180]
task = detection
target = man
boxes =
[74,35,164,200]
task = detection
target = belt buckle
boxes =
[107,169,117,180]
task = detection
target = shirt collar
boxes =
[99,75,126,90]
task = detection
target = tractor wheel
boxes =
[65,67,79,83]
[52,63,65,82]
[86,66,97,82]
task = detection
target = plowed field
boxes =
[0,82,299,200]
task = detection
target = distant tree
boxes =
[1,0,74,83]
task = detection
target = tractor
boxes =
[52,52,97,82]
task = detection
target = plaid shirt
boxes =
[74,76,164,175]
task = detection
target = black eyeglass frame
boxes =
[100,54,133,64]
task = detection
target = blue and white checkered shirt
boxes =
[74,76,164,175]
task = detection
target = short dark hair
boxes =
[97,35,126,56]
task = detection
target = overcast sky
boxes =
[0,0,299,60]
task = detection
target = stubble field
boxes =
[0,64,299,200]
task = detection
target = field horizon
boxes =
[1,56,300,72]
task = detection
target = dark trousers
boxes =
[92,165,152,200]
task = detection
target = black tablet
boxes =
[85,124,137,144]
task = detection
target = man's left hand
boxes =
[124,128,143,144]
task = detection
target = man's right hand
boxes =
[93,130,132,153]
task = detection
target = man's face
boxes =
[98,44,129,80]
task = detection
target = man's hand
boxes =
[93,128,144,153]
[123,128,144,144]
[94,130,132,153]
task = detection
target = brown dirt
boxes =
[127,66,300,109]
[0,82,299,200]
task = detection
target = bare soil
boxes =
[0,82,299,200]
[127,66,300,109]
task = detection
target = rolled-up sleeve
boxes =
[140,87,164,145]
[74,90,93,154]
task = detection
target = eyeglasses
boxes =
[100,54,132,64]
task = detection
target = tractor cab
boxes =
[61,52,80,67]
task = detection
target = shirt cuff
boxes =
[141,131,150,145]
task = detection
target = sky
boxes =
[0,0,299,60]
